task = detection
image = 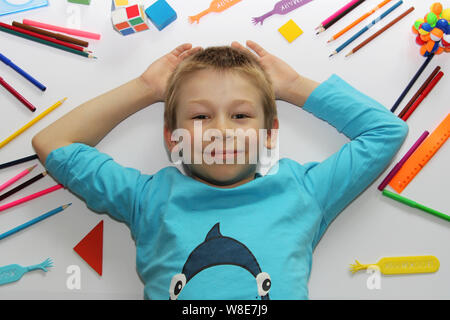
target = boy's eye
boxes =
[193,115,208,120]
[233,114,248,119]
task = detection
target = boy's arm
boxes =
[32,43,202,164]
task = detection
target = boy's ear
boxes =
[164,125,176,151]
[264,118,279,150]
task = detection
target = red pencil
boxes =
[0,76,36,112]
[402,71,444,121]
[0,22,90,53]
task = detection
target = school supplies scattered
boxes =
[345,6,415,57]
[350,256,440,274]
[0,97,67,149]
[390,53,434,113]
[278,19,303,43]
[0,0,48,17]
[329,0,403,57]
[0,205,70,241]
[382,189,450,222]
[0,76,36,112]
[401,71,444,121]
[0,155,38,170]
[0,184,64,213]
[252,0,314,26]
[73,220,103,276]
[316,0,365,34]
[0,258,53,286]
[389,113,450,193]
[189,0,242,24]
[412,2,449,57]
[0,52,46,91]
[145,0,177,31]
[398,66,441,119]
[378,131,429,191]
[328,0,393,42]
[111,3,150,36]
[0,165,37,193]
[22,19,101,40]
[0,171,47,202]
[12,21,89,48]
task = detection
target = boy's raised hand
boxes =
[231,40,318,107]
[140,43,203,102]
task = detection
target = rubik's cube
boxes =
[111,3,150,36]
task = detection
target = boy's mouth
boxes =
[210,150,243,158]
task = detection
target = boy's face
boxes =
[164,69,278,189]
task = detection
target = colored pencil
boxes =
[23,19,101,40]
[398,66,441,119]
[0,184,63,212]
[0,155,38,170]
[0,164,37,193]
[316,0,365,34]
[390,53,434,113]
[0,203,71,241]
[12,21,89,48]
[328,0,393,42]
[0,76,36,112]
[382,189,450,222]
[402,71,444,121]
[0,171,47,202]
[0,22,92,55]
[0,52,46,91]
[377,131,429,191]
[0,98,67,149]
[345,6,415,57]
[330,0,402,57]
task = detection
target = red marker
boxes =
[402,71,444,121]
[0,76,36,112]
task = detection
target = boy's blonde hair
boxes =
[164,46,277,132]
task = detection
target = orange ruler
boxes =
[389,113,450,193]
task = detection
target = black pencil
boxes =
[0,154,38,170]
[0,171,47,202]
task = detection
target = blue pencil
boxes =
[0,203,71,241]
[329,0,403,57]
[0,53,46,91]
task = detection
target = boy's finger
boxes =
[171,43,193,57]
[231,41,259,59]
[179,46,203,60]
[246,40,269,57]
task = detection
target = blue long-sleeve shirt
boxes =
[45,74,408,299]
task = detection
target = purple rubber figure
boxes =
[252,0,315,25]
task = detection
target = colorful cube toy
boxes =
[111,2,150,36]
[145,0,177,31]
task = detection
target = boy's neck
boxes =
[193,172,257,189]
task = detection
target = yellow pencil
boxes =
[0,97,67,149]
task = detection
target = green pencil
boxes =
[0,25,95,59]
[382,189,450,222]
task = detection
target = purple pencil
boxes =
[377,131,429,191]
[252,0,315,25]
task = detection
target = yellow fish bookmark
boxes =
[350,256,440,275]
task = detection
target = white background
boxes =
[0,0,448,299]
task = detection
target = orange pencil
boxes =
[328,0,393,42]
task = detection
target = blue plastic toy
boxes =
[0,258,53,286]
[0,0,48,17]
[145,0,177,31]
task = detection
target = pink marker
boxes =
[316,0,365,31]
[377,131,429,191]
[0,184,63,212]
[22,19,101,40]
[0,165,37,193]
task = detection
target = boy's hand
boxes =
[231,40,319,107]
[140,43,203,102]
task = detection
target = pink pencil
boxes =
[0,184,63,212]
[0,164,37,193]
[316,0,363,30]
[22,19,101,40]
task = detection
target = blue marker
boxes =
[329,0,404,57]
[0,52,46,91]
